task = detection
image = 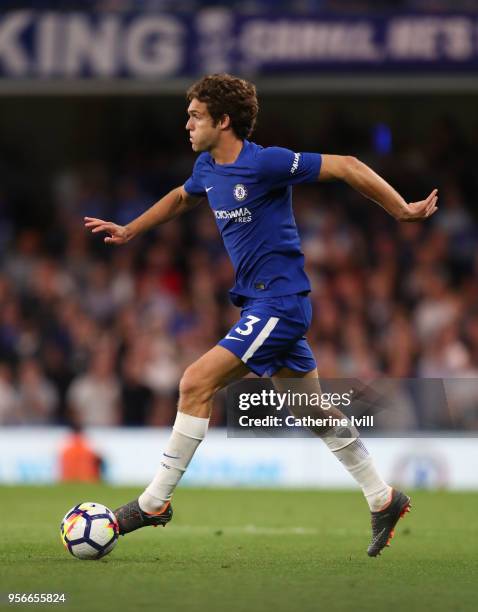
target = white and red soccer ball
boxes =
[60,502,119,560]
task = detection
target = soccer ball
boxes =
[60,502,119,560]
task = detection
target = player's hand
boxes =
[84,217,131,244]
[401,189,438,222]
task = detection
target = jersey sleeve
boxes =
[183,155,207,197]
[257,146,322,189]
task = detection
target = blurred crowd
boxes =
[0,107,478,430]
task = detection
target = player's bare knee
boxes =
[179,365,215,404]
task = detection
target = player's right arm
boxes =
[84,186,202,244]
[319,154,438,222]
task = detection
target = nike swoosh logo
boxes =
[205,186,214,192]
[371,527,387,545]
[163,453,180,459]
[225,335,244,342]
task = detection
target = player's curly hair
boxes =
[187,74,259,140]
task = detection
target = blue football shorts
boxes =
[218,293,317,377]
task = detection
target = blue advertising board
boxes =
[0,10,477,79]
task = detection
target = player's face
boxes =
[186,99,222,152]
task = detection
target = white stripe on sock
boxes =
[242,316,279,363]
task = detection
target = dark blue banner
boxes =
[0,10,477,79]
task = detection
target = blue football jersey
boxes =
[184,140,322,305]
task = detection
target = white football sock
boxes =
[139,412,209,514]
[319,422,391,511]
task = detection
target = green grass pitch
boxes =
[0,486,476,612]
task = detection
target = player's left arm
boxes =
[318,154,438,222]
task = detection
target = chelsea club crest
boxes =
[233,184,248,201]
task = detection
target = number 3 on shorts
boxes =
[234,315,261,336]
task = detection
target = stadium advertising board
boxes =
[0,11,477,79]
[0,428,477,490]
